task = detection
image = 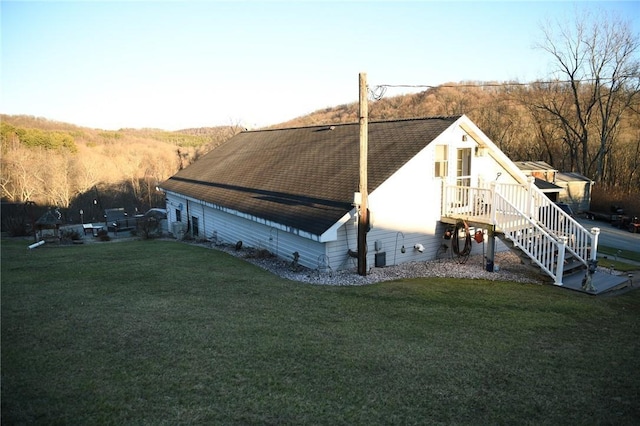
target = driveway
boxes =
[577,217,640,255]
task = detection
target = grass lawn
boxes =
[2,238,640,424]
[599,244,640,264]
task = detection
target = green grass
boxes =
[2,238,640,424]
[599,244,640,263]
[596,256,639,272]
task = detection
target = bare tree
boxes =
[74,152,101,195]
[535,9,640,181]
[2,145,45,202]
[43,151,74,208]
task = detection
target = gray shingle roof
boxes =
[35,209,62,227]
[161,116,460,236]
[515,161,556,172]
[533,177,561,192]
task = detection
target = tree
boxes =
[535,9,640,182]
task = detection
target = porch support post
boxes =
[590,227,600,262]
[485,224,496,272]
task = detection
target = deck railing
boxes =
[493,191,565,282]
[442,178,599,284]
[494,179,595,265]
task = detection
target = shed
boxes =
[35,209,63,241]
[555,172,594,213]
[514,161,556,183]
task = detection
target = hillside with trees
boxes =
[279,80,639,195]
[1,115,243,225]
[2,10,638,227]
[278,11,640,214]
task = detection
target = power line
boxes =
[369,76,637,99]
[368,81,539,101]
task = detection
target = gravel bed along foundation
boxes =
[190,240,547,286]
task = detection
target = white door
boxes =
[455,148,472,207]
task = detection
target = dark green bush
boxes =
[96,229,111,241]
[2,217,31,237]
[60,228,82,242]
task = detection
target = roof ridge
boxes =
[247,115,462,133]
[369,115,461,124]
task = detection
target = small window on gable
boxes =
[434,145,448,177]
[176,209,182,222]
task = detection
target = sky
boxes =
[1,1,639,131]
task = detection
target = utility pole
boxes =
[358,72,368,276]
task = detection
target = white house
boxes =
[161,115,613,290]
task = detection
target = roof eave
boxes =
[319,210,354,242]
[162,189,326,242]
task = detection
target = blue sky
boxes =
[1,1,638,130]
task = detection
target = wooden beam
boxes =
[358,72,368,276]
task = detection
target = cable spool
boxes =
[443,226,454,240]
[452,220,472,260]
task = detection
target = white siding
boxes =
[325,218,360,271]
[359,131,485,266]
[165,193,327,270]
[325,122,512,271]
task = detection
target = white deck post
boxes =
[490,181,497,225]
[527,176,535,219]
[590,227,600,261]
[554,236,567,285]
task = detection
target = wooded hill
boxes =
[1,114,242,223]
[280,81,640,214]
[2,79,639,223]
[281,82,640,190]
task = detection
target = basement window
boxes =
[434,145,448,177]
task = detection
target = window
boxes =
[191,216,199,237]
[434,145,448,177]
[456,148,472,187]
[175,209,182,222]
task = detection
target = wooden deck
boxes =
[440,215,493,230]
[560,270,632,295]
[440,183,636,295]
[440,211,633,294]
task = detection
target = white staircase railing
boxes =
[492,191,566,284]
[442,177,600,285]
[494,179,595,267]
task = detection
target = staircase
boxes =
[442,178,614,290]
[491,180,596,285]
